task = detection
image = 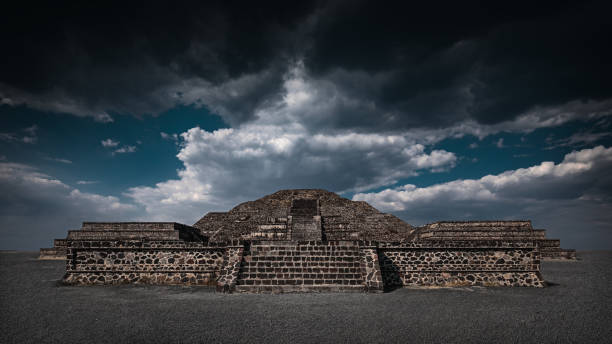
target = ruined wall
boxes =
[63,240,226,285]
[378,241,544,288]
[418,221,576,261]
[39,239,67,260]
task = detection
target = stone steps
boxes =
[239,272,363,280]
[234,285,365,293]
[243,261,361,266]
[421,231,536,238]
[236,242,366,292]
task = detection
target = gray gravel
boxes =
[1,251,611,344]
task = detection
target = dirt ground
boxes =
[1,251,610,343]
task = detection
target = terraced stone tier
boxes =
[66,222,204,241]
[39,239,68,260]
[39,247,66,260]
[193,189,415,242]
[235,241,369,292]
[418,221,576,261]
[539,247,577,260]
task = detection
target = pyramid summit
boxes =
[194,189,414,242]
[41,189,575,292]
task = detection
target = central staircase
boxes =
[234,241,367,292]
[289,199,322,241]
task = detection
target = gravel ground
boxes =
[1,251,611,344]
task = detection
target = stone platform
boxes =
[233,241,382,293]
[46,189,575,292]
[418,221,576,260]
[39,239,67,260]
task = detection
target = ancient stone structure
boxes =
[41,189,575,292]
[39,239,67,260]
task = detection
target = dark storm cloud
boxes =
[0,1,316,121]
[305,0,612,129]
[0,0,610,128]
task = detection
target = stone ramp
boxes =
[235,241,373,293]
[289,199,322,241]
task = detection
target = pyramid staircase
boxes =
[234,241,371,292]
[288,199,322,241]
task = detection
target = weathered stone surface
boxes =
[418,221,576,261]
[378,241,544,288]
[193,189,415,242]
[216,243,244,292]
[39,239,68,260]
[63,239,224,286]
[44,189,574,291]
[234,241,368,292]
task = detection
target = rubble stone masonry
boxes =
[46,189,573,291]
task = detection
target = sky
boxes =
[1,1,611,250]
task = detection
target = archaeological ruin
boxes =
[40,189,576,292]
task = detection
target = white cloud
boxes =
[113,145,137,154]
[100,139,136,155]
[4,62,610,249]
[546,128,612,150]
[101,138,119,147]
[354,146,612,211]
[76,180,98,185]
[0,162,139,250]
[495,138,505,148]
[352,146,612,249]
[0,133,18,142]
[119,64,610,226]
[126,120,458,223]
[0,125,38,144]
[45,157,72,164]
[160,132,179,141]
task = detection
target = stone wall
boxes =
[378,241,544,288]
[39,238,67,260]
[63,240,225,285]
[418,221,576,261]
[67,222,205,241]
[359,242,384,292]
[46,191,559,291]
[216,241,245,292]
[538,239,577,260]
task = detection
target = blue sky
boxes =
[1,1,611,250]
[2,101,610,250]
[0,104,227,196]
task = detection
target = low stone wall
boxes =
[39,238,68,260]
[359,243,384,292]
[61,239,545,290]
[378,241,544,288]
[63,240,226,285]
[39,248,66,260]
[216,242,245,292]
